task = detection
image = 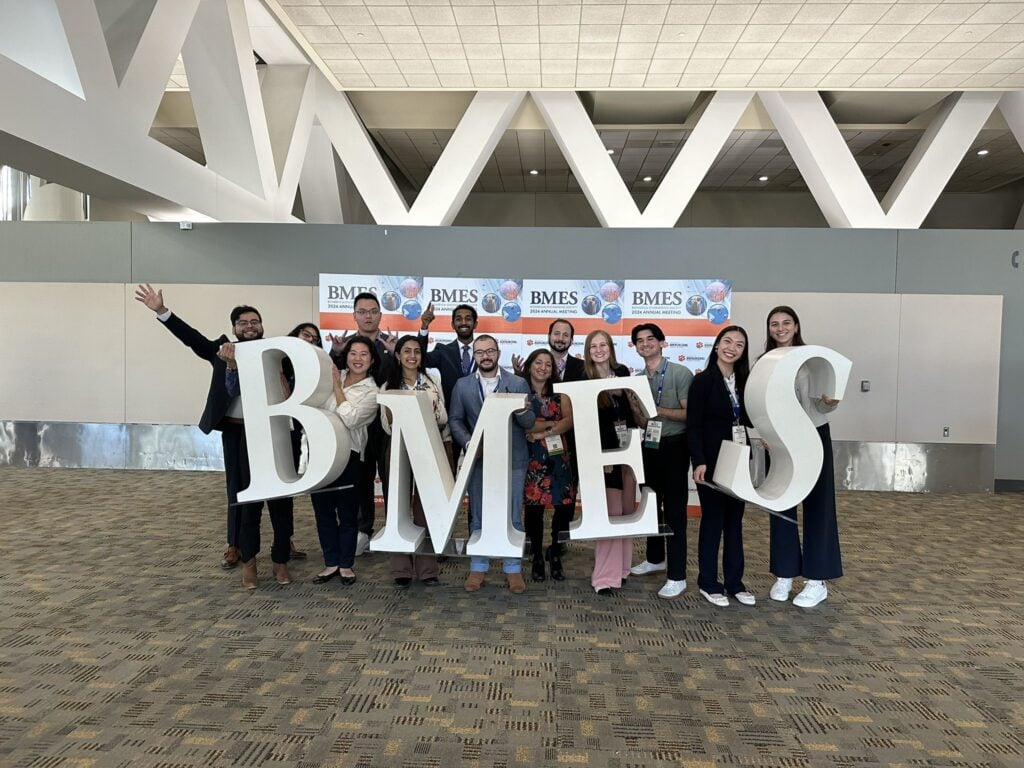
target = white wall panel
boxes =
[0,282,126,422]
[124,284,316,425]
[895,294,1001,445]
[732,292,900,444]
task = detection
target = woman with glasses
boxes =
[307,336,380,587]
[522,349,575,582]
[583,330,636,596]
[763,306,842,608]
[380,334,446,588]
[689,325,755,608]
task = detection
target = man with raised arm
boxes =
[134,284,293,589]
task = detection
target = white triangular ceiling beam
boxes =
[318,87,525,226]
[758,91,1000,229]
[181,0,276,199]
[299,123,345,224]
[531,91,752,228]
[261,65,316,216]
[54,0,117,103]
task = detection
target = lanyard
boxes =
[401,373,424,391]
[648,359,669,407]
[725,375,741,424]
[477,373,498,401]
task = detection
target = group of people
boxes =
[135,283,843,609]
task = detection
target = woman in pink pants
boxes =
[583,330,637,596]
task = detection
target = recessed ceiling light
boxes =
[607,149,614,155]
[977,149,989,156]
[642,176,652,182]
[759,175,769,182]
[357,32,365,37]
[529,169,539,175]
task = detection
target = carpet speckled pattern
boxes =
[0,467,1022,767]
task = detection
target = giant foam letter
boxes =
[371,391,528,558]
[235,337,351,502]
[553,378,660,539]
[713,345,851,511]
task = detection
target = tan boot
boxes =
[272,563,292,585]
[241,559,258,590]
[221,546,240,569]
[506,573,527,594]
[464,572,486,592]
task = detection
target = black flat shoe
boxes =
[597,587,613,596]
[339,574,357,586]
[312,569,340,584]
[531,556,546,582]
[394,577,412,589]
[547,546,565,581]
[421,577,441,587]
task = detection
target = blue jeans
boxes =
[467,459,526,574]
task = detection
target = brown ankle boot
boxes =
[241,559,258,590]
[272,563,292,585]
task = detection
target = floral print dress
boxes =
[524,393,576,507]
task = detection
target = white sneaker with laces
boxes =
[699,589,729,607]
[657,579,686,600]
[770,577,793,602]
[793,580,827,608]
[355,532,370,556]
[733,591,756,606]
[630,560,667,576]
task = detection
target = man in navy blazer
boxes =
[449,335,536,595]
[418,302,478,409]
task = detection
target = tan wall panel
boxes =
[896,294,1001,445]
[125,284,317,425]
[732,292,901,444]
[0,282,126,422]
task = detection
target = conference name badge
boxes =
[544,434,565,455]
[643,419,662,449]
[614,420,628,449]
[731,425,748,445]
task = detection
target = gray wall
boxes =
[2,221,1023,481]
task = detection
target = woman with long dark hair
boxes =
[688,325,755,608]
[583,330,636,595]
[522,348,575,582]
[763,306,842,608]
[380,334,446,588]
[308,336,380,586]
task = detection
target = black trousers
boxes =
[525,504,573,555]
[221,423,292,564]
[696,483,745,595]
[769,423,843,581]
[641,434,689,582]
[357,422,390,536]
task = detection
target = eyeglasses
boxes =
[354,308,381,317]
[234,319,262,327]
[473,348,499,358]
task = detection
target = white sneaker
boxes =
[630,560,667,576]
[355,532,370,556]
[770,577,793,602]
[699,589,729,607]
[733,591,756,606]
[793,580,827,608]
[657,579,686,600]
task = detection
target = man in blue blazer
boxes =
[449,335,536,595]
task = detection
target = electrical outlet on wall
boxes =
[943,426,950,438]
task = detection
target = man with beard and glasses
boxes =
[449,335,536,595]
[513,319,586,383]
[134,284,293,590]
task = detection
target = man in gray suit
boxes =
[449,335,536,595]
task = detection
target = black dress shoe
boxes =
[531,556,546,582]
[547,546,565,581]
[312,569,340,584]
[394,577,412,589]
[421,577,441,587]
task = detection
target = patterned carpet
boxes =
[0,467,1022,768]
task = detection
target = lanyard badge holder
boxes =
[643,360,669,449]
[727,383,746,444]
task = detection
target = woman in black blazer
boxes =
[688,325,755,608]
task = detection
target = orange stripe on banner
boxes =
[320,313,724,339]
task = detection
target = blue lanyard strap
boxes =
[725,378,741,423]
[650,360,669,408]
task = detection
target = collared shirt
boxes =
[636,358,693,438]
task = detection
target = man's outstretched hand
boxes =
[135,283,167,314]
